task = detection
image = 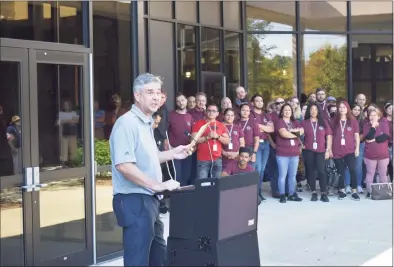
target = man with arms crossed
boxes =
[110,73,190,267]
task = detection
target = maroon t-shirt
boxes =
[269,112,280,143]
[236,119,259,148]
[188,108,205,123]
[250,110,272,140]
[217,113,224,122]
[301,119,333,153]
[387,118,393,144]
[222,123,245,169]
[275,119,302,157]
[223,160,254,175]
[363,122,390,160]
[168,111,194,147]
[331,119,360,159]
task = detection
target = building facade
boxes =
[0,1,392,266]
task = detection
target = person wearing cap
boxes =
[6,115,21,175]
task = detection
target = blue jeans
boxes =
[196,158,222,179]
[255,141,270,192]
[344,142,365,187]
[265,146,279,195]
[276,156,299,195]
[174,157,193,186]
[113,193,166,266]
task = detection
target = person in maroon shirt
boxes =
[250,94,274,202]
[222,108,245,170]
[384,101,393,181]
[217,97,232,122]
[275,103,304,203]
[301,103,333,202]
[188,92,206,122]
[168,93,194,186]
[331,100,360,200]
[236,103,260,167]
[222,147,255,176]
[363,108,390,198]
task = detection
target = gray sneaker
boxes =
[357,186,364,194]
[345,185,352,194]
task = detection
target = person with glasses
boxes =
[191,104,230,179]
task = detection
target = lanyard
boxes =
[227,124,234,140]
[285,121,293,131]
[340,120,346,138]
[311,120,318,141]
[242,119,249,131]
[208,122,216,132]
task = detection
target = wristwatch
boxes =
[253,151,257,154]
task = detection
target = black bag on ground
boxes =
[325,159,339,189]
[371,183,393,200]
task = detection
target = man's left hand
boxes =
[172,145,191,160]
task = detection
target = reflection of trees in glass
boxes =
[303,44,347,99]
[247,19,347,101]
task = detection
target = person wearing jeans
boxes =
[363,108,390,198]
[191,104,230,179]
[250,94,274,202]
[275,103,304,203]
[331,101,361,201]
[301,103,332,202]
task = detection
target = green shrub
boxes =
[70,139,111,167]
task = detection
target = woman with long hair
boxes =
[222,108,245,170]
[331,100,361,200]
[362,108,390,198]
[290,96,303,121]
[344,104,366,194]
[275,103,304,203]
[301,103,333,202]
[384,102,393,181]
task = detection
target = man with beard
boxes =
[355,94,367,110]
[168,92,194,186]
[250,94,274,201]
[233,86,252,117]
[188,92,207,122]
[221,147,254,176]
[217,96,232,122]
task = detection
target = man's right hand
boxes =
[151,179,180,192]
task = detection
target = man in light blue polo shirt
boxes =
[110,73,190,267]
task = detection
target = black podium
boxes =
[162,172,260,266]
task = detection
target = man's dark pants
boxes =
[113,193,166,266]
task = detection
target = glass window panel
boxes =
[199,1,220,27]
[351,1,393,33]
[0,1,83,44]
[39,177,86,259]
[302,34,347,99]
[93,1,132,145]
[225,32,241,101]
[375,45,393,80]
[299,1,347,32]
[37,63,84,170]
[352,44,372,80]
[176,1,196,22]
[376,81,393,107]
[177,24,197,97]
[247,34,297,102]
[149,1,172,19]
[224,2,240,30]
[201,28,221,72]
[246,1,295,31]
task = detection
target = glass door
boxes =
[0,47,33,266]
[201,71,226,107]
[28,50,93,266]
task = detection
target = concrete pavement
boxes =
[95,190,393,266]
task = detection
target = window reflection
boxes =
[247,34,297,101]
[0,1,83,44]
[246,1,296,31]
[299,1,347,32]
[201,28,220,72]
[177,24,197,97]
[351,1,393,33]
[302,34,347,98]
[225,32,241,101]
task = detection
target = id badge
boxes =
[228,143,233,150]
[341,138,345,146]
[290,139,295,146]
[213,144,218,151]
[313,142,318,150]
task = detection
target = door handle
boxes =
[32,166,47,191]
[21,167,34,192]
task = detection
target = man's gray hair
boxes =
[133,73,163,93]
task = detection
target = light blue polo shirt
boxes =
[109,104,162,195]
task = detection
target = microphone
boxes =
[184,131,198,142]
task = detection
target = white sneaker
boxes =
[357,186,364,194]
[345,186,352,194]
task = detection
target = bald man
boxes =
[217,97,232,122]
[233,86,253,119]
[355,94,366,109]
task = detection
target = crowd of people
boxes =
[153,86,393,204]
